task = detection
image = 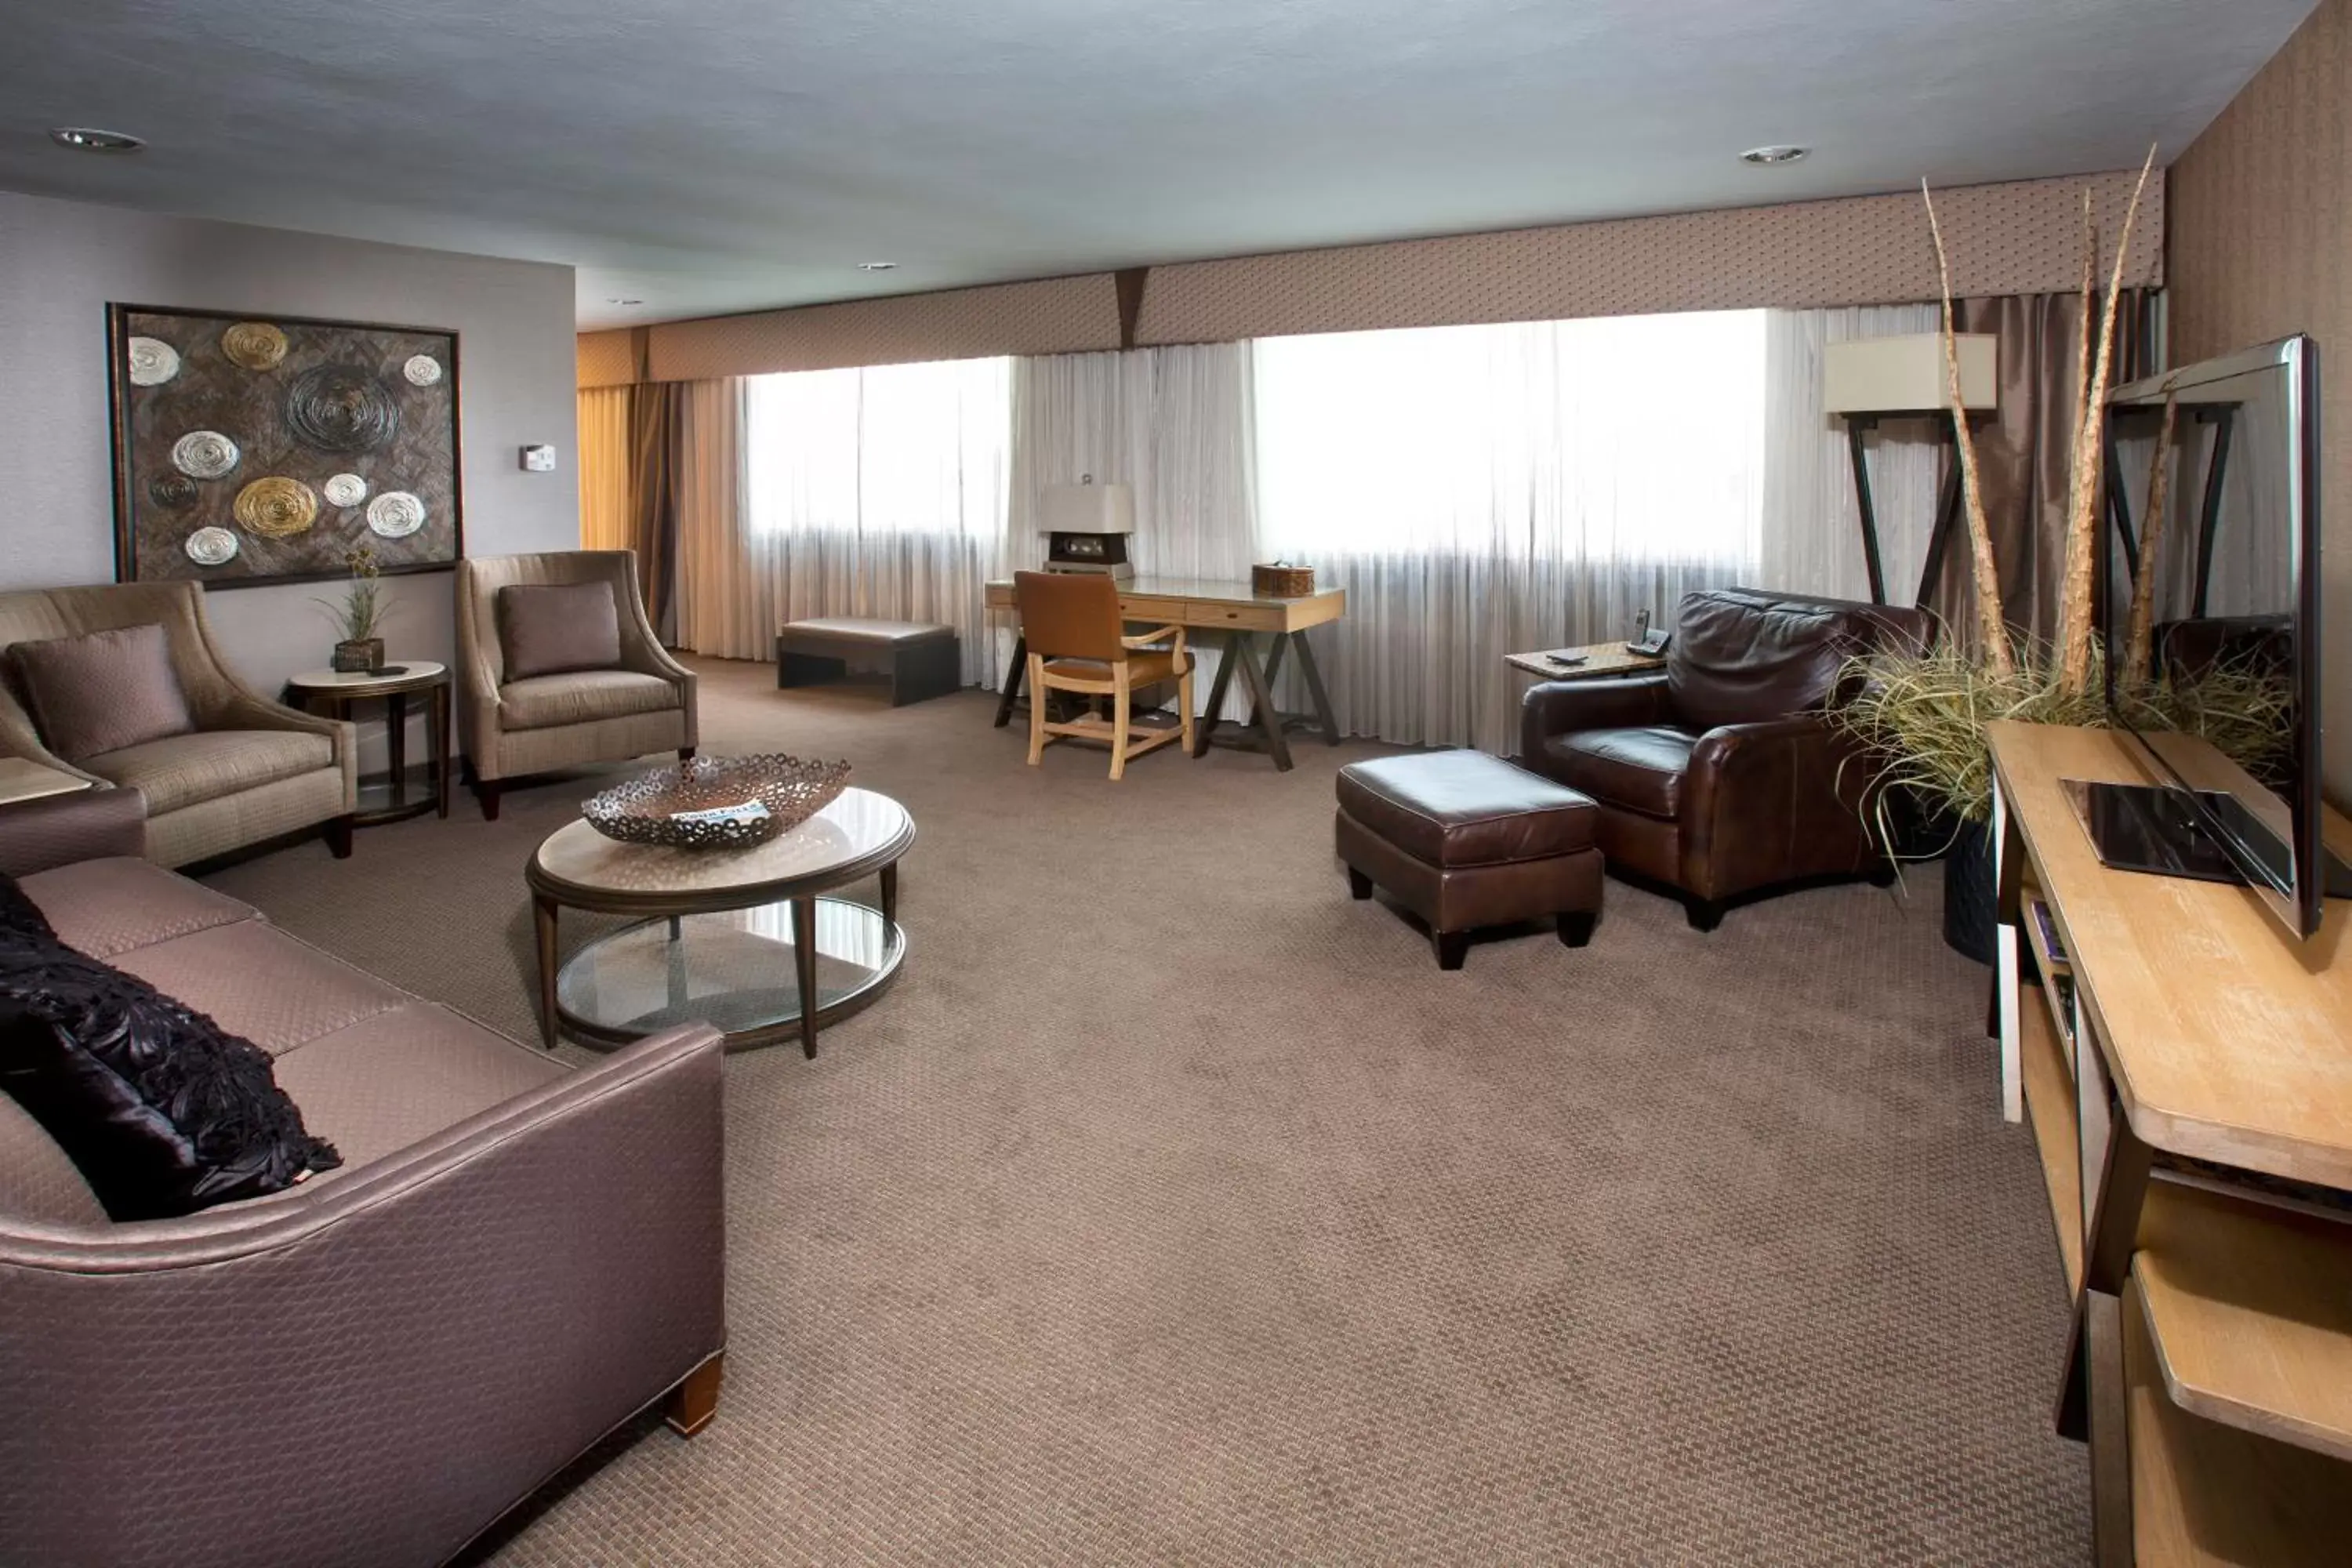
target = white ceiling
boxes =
[0,0,2316,331]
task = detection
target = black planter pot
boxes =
[1943,817,1998,964]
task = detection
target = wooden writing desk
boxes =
[983,575,1347,771]
[1987,721,2352,1564]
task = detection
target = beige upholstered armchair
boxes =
[0,582,355,867]
[455,550,696,818]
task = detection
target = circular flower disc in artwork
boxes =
[127,336,181,387]
[402,354,443,387]
[285,364,401,452]
[221,321,289,371]
[184,526,239,567]
[148,474,201,510]
[171,430,241,479]
[367,490,426,538]
[234,476,320,538]
[322,472,368,508]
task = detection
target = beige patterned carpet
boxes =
[205,655,2087,1564]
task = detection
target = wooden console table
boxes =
[1987,721,2352,1565]
[982,575,1346,771]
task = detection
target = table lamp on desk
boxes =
[1040,476,1136,580]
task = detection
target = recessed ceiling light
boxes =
[49,126,144,154]
[857,261,897,271]
[606,296,644,306]
[1740,144,1809,165]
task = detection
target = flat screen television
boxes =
[2097,336,2347,939]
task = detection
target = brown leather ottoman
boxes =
[1336,750,1603,970]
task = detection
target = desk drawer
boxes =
[1185,600,1287,633]
[1116,595,1187,624]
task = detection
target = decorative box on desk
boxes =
[1985,720,2352,1566]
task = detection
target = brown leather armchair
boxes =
[1519,588,1929,929]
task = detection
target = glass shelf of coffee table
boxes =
[554,897,903,1049]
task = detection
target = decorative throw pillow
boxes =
[0,929,340,1221]
[497,582,622,680]
[0,873,55,942]
[9,623,195,763]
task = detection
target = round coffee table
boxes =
[524,785,914,1058]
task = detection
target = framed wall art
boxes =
[107,304,463,587]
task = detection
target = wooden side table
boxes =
[286,661,451,826]
[1504,642,1666,682]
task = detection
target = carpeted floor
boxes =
[204,655,2088,1564]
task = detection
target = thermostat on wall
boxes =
[520,445,557,472]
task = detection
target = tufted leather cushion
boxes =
[497,581,622,678]
[1336,750,1595,868]
[499,669,680,731]
[9,623,194,764]
[1666,589,1925,734]
[80,729,333,817]
[1541,726,1699,821]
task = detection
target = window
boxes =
[1254,311,1767,571]
[743,357,1011,543]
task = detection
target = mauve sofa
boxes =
[0,789,728,1568]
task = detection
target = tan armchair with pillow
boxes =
[456,550,696,818]
[0,582,356,867]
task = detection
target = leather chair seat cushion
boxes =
[19,856,257,960]
[499,670,680,731]
[82,729,335,817]
[1336,750,1596,867]
[1541,726,1698,822]
[270,1004,568,1174]
[1042,649,1191,686]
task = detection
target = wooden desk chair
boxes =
[1014,571,1195,780]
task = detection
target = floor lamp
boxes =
[1823,333,1998,607]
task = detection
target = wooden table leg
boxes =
[432,682,451,818]
[880,862,898,927]
[792,895,820,1059]
[991,635,1028,728]
[1228,633,1294,771]
[387,689,409,807]
[1192,631,1242,757]
[2054,1034,2155,1568]
[1247,633,1290,732]
[532,895,560,1049]
[1292,632,1341,745]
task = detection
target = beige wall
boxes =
[2169,0,2352,801]
[587,169,2164,386]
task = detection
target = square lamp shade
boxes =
[1824,333,1998,415]
[1040,481,1136,535]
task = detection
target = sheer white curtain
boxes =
[676,358,1010,681]
[1255,311,1767,754]
[1010,342,1258,713]
[1760,303,1945,604]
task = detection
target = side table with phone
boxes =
[1506,611,1671,683]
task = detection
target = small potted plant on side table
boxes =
[318,546,390,674]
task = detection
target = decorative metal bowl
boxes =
[583,754,852,851]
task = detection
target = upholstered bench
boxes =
[1336,750,1603,969]
[775,619,961,706]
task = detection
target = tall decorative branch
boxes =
[2056,144,2159,694]
[1922,180,2016,678]
[2123,394,2180,688]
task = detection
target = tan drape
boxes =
[1929,291,2152,648]
[576,387,632,552]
